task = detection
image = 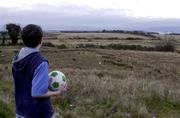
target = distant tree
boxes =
[102,29,106,32]
[6,23,21,44]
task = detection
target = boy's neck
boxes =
[35,44,41,51]
[25,45,40,51]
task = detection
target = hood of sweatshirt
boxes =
[12,47,39,71]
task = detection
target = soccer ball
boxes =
[48,70,67,91]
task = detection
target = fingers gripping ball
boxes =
[48,70,67,91]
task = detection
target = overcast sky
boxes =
[1,0,180,31]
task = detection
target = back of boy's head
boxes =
[21,24,43,48]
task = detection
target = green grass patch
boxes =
[144,95,180,113]
[0,100,14,118]
[0,79,13,92]
[0,79,14,118]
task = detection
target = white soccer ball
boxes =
[48,70,67,91]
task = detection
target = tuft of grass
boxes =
[0,100,14,118]
[144,95,180,113]
[0,79,14,118]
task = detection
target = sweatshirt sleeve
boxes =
[31,61,49,97]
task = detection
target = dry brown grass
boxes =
[42,33,179,53]
[42,47,180,117]
[56,33,151,40]
[1,32,180,117]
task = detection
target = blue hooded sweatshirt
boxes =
[12,47,53,118]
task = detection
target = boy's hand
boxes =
[60,83,67,92]
[56,83,67,94]
[35,83,68,97]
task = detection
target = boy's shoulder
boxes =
[30,52,49,64]
[37,52,49,63]
[13,51,48,69]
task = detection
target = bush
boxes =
[78,44,97,48]
[85,44,97,48]
[107,37,119,40]
[43,42,55,47]
[94,37,103,40]
[57,44,67,49]
[155,42,175,52]
[77,42,175,52]
[105,44,147,50]
[126,37,144,40]
[73,36,86,39]
[102,43,175,52]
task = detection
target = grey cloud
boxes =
[0,4,180,32]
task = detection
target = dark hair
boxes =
[21,24,43,48]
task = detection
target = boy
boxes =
[12,24,67,118]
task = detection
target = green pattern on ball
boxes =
[52,82,59,88]
[51,72,58,77]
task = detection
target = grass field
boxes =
[0,32,180,118]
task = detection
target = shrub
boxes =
[126,37,144,40]
[43,42,55,47]
[103,43,175,52]
[57,44,67,49]
[107,37,119,40]
[78,44,97,48]
[94,37,103,40]
[155,42,175,52]
[105,44,146,50]
[85,44,97,48]
[73,36,86,39]
[77,42,175,52]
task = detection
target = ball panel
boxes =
[52,81,59,89]
[51,71,58,77]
